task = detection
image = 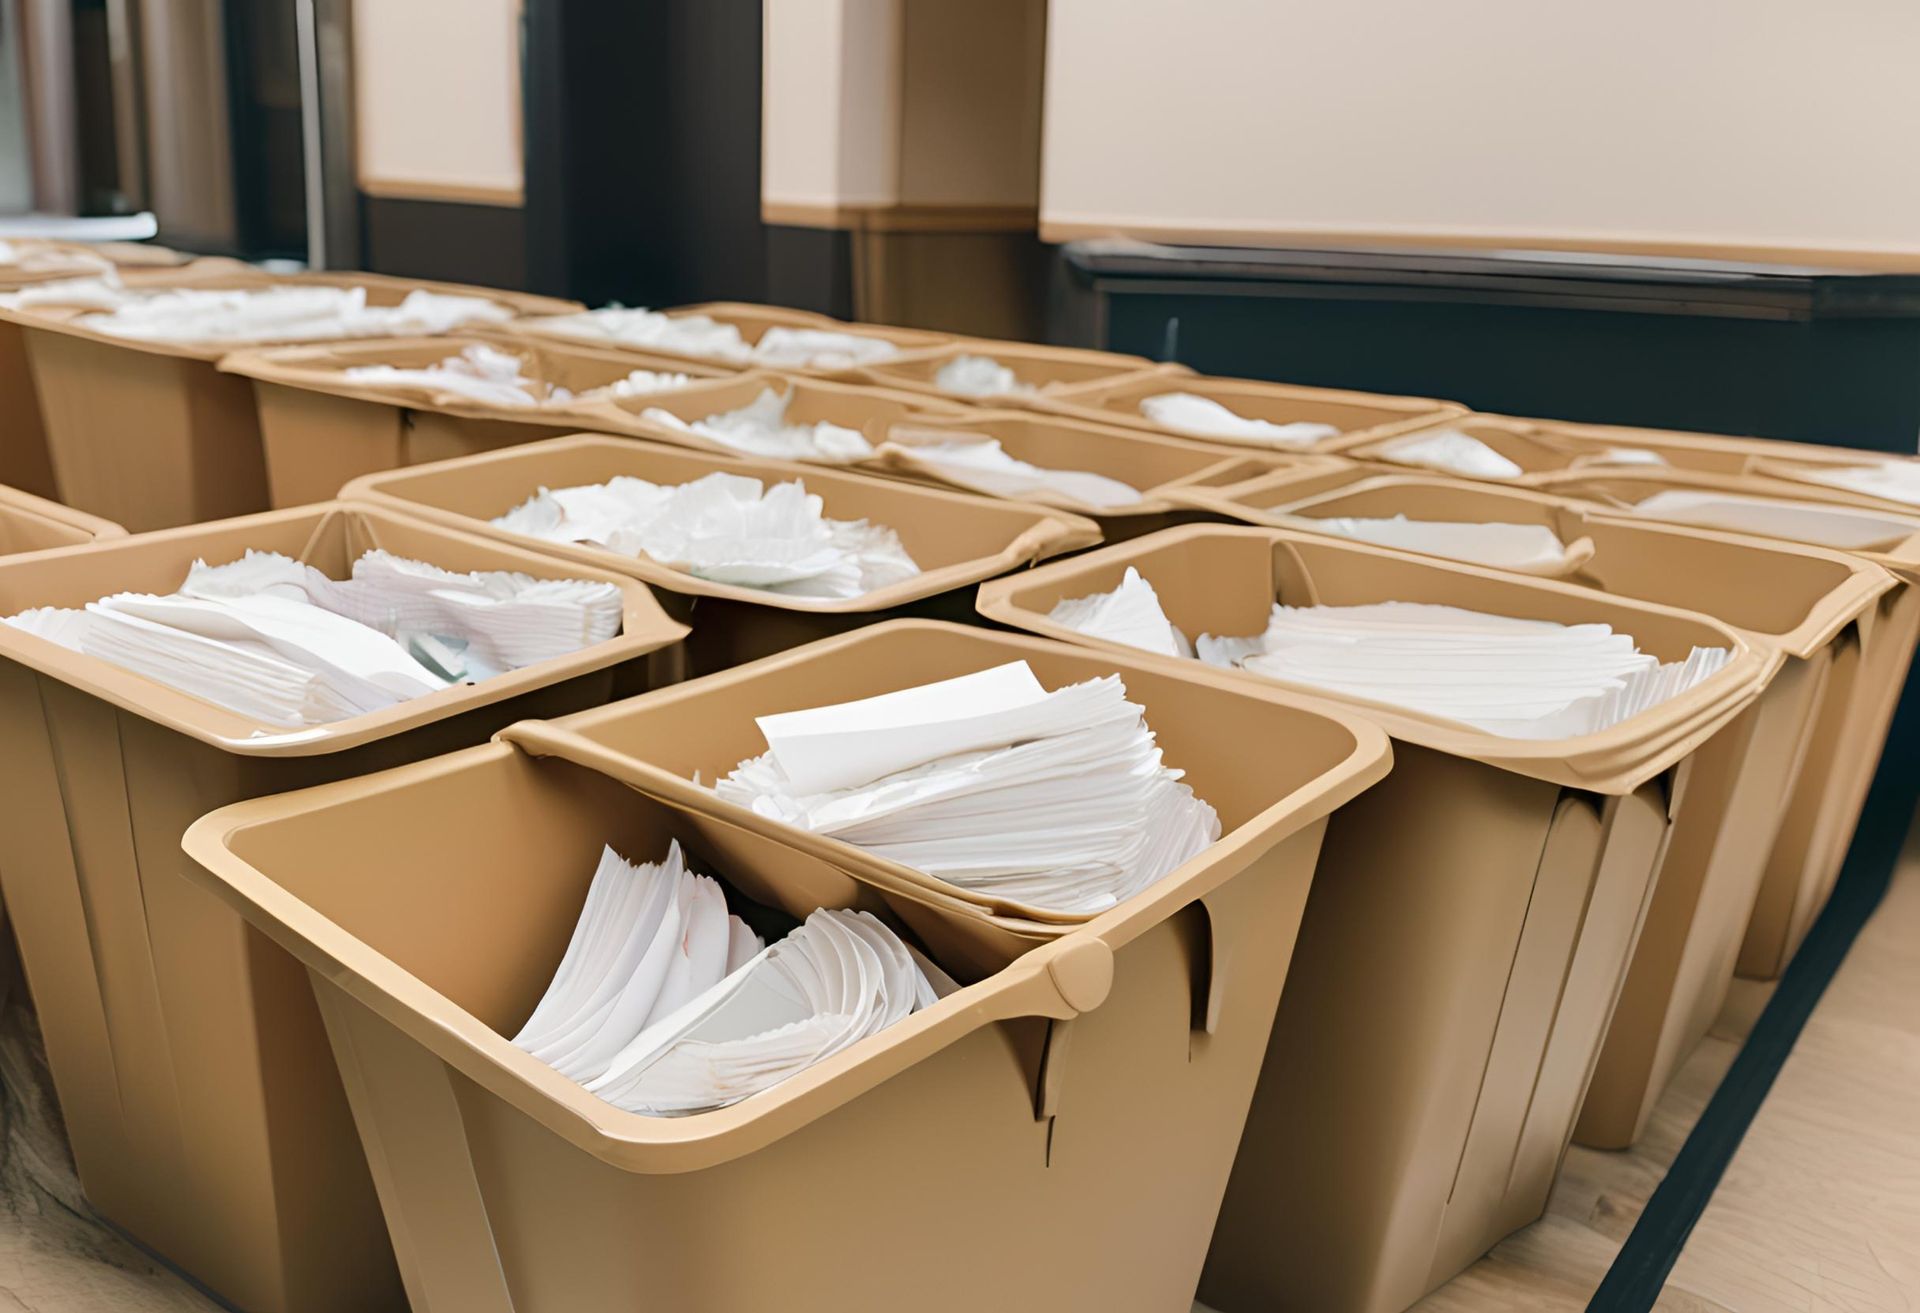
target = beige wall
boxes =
[1041,0,1920,269]
[762,0,1044,226]
[352,0,523,205]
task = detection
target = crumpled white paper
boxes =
[0,239,112,276]
[642,387,876,463]
[1139,392,1341,448]
[495,470,919,599]
[340,343,694,409]
[876,429,1143,509]
[1047,567,1192,656]
[529,307,903,370]
[1378,429,1525,479]
[933,354,1037,399]
[70,285,512,344]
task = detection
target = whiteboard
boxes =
[1040,0,1920,270]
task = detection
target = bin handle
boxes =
[493,718,1117,1023]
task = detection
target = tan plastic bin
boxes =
[0,482,126,553]
[858,408,1344,542]
[1537,466,1920,979]
[1032,364,1467,453]
[217,335,737,508]
[1166,470,1894,1147]
[0,502,687,1313]
[3,268,578,532]
[0,243,191,500]
[342,432,1099,675]
[507,300,950,372]
[840,339,1167,402]
[976,525,1774,1313]
[179,620,1391,1313]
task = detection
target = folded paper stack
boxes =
[4,548,623,725]
[712,660,1219,913]
[1052,577,1730,740]
[495,470,920,599]
[515,840,938,1116]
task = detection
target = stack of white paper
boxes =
[1787,459,1920,509]
[933,354,1037,399]
[1292,513,1580,573]
[877,428,1144,509]
[70,286,511,344]
[528,308,902,371]
[0,239,111,276]
[496,472,920,599]
[642,387,875,463]
[713,661,1220,913]
[0,272,143,311]
[513,841,764,1083]
[1378,430,1525,479]
[1048,578,1729,739]
[340,343,695,409]
[4,548,622,724]
[1139,392,1341,448]
[1047,567,1193,657]
[1623,489,1920,551]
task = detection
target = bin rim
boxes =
[0,267,581,362]
[860,406,1304,520]
[975,522,1782,795]
[179,618,1392,1174]
[1028,364,1470,451]
[1532,465,1920,583]
[1167,469,1897,658]
[0,499,688,755]
[214,332,738,426]
[338,432,1105,613]
[0,483,127,545]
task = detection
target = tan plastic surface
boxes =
[218,334,736,507]
[5,268,581,531]
[840,339,1166,402]
[179,620,1391,1313]
[0,483,125,554]
[341,432,1101,675]
[861,407,1334,540]
[976,523,1776,1311]
[1176,472,1890,1147]
[1031,364,1468,452]
[0,502,684,1313]
[506,300,951,374]
[1538,467,1920,980]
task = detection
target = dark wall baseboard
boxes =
[361,195,530,292]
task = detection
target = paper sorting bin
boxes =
[0,503,687,1313]
[218,335,738,508]
[507,300,951,373]
[0,244,192,501]
[178,620,1392,1313]
[3,268,579,532]
[1536,466,1920,980]
[1167,470,1893,1147]
[341,433,1101,678]
[976,525,1773,1313]
[838,339,1167,403]
[1031,364,1467,453]
[854,407,1344,542]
